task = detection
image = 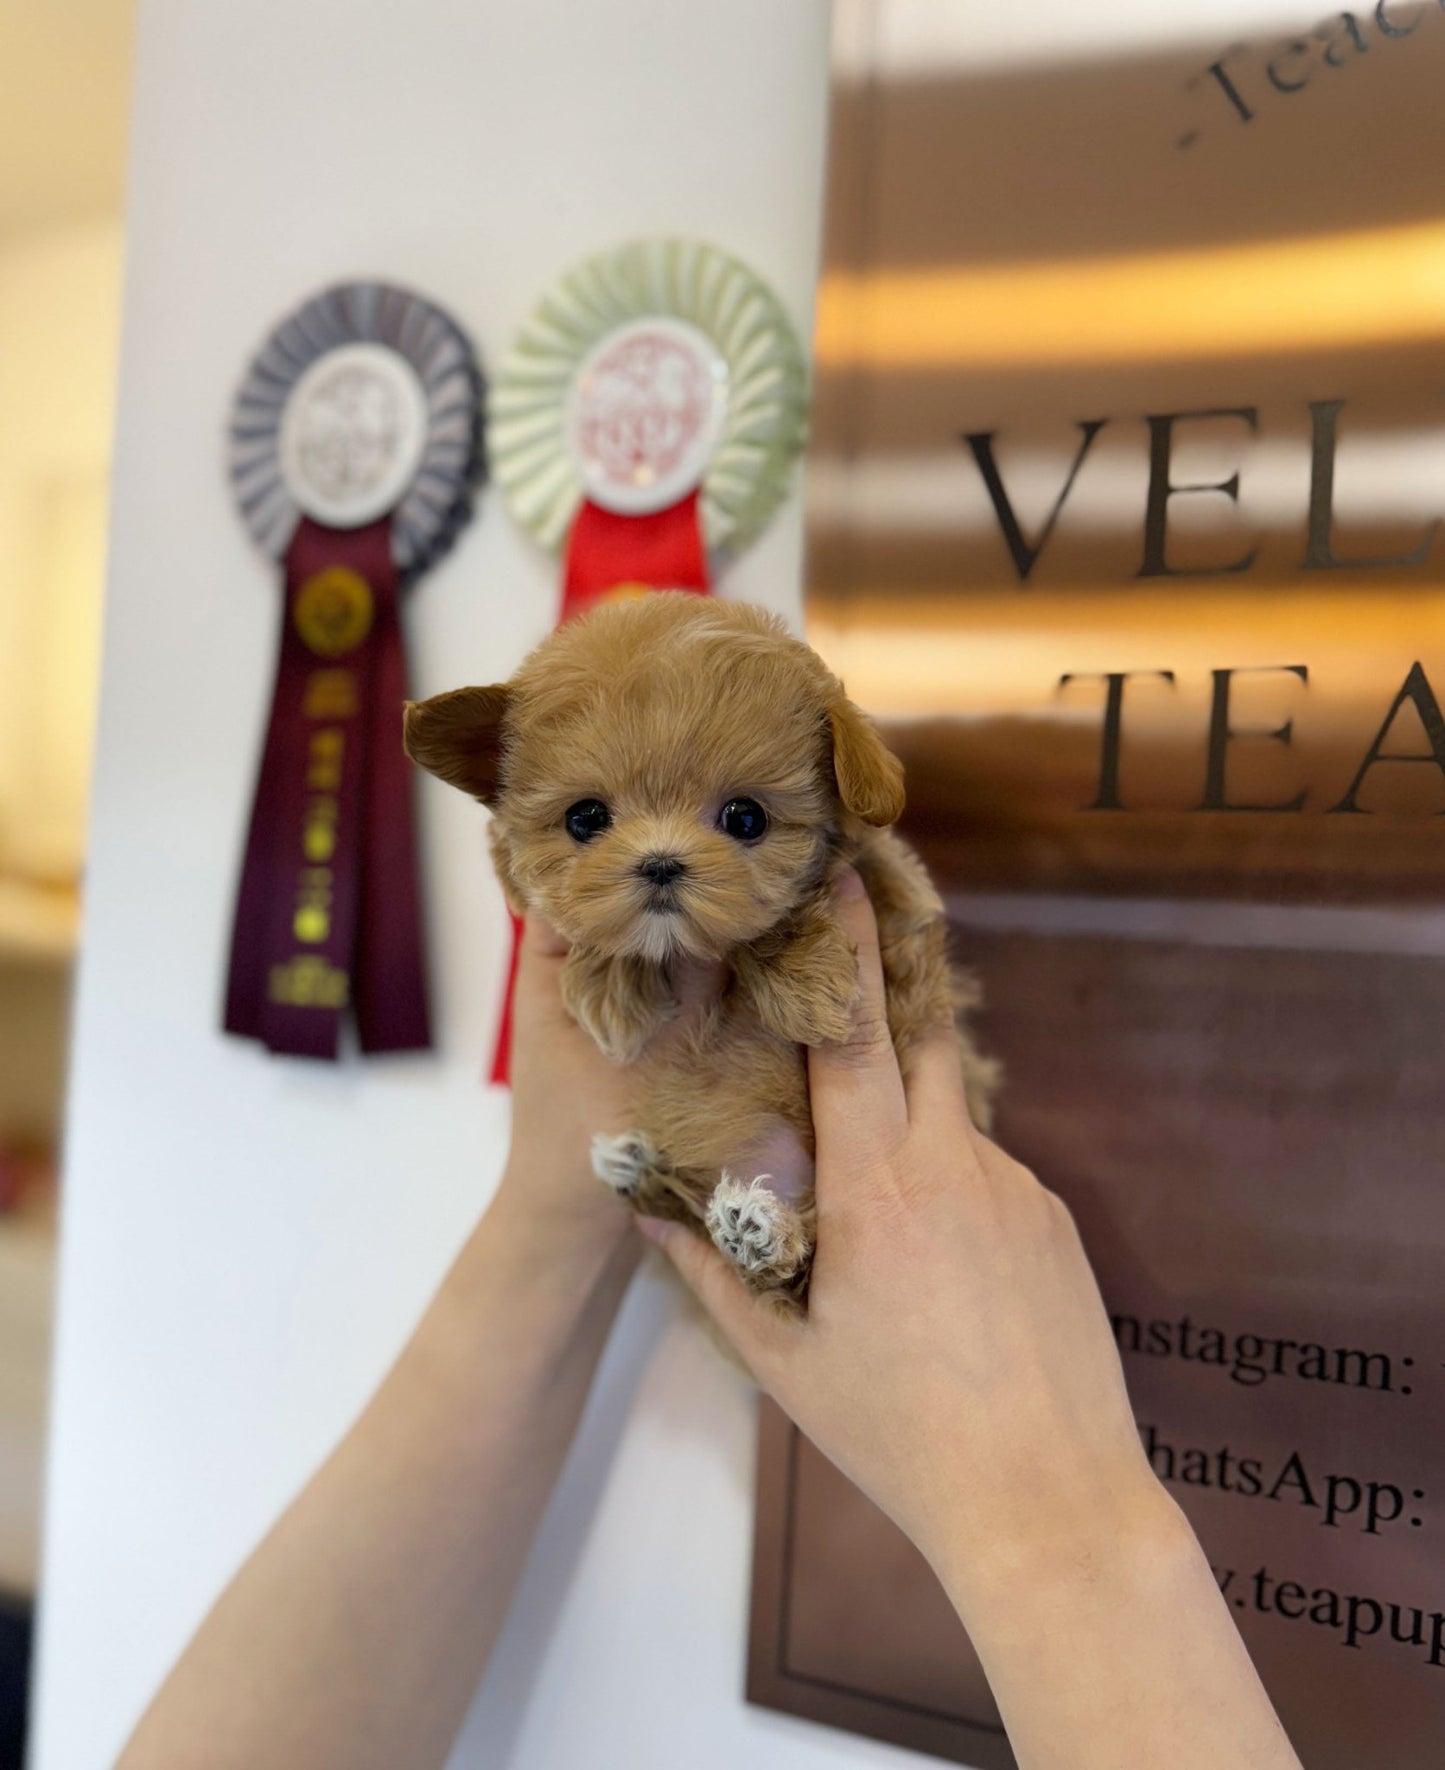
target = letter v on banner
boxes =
[963,419,1107,583]
[485,238,810,1083]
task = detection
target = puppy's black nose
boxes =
[638,854,687,886]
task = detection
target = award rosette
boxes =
[491,237,808,616]
[486,238,808,1078]
[224,282,483,1059]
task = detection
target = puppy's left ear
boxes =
[828,695,905,827]
[403,685,510,805]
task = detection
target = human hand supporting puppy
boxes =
[643,869,1304,1770]
[497,910,722,1247]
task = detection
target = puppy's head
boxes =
[404,592,903,962]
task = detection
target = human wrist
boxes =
[491,1152,637,1256]
[478,1175,637,1302]
[428,1184,639,1380]
[927,1458,1190,1621]
[931,1468,1197,1643]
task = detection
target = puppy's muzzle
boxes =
[637,853,687,911]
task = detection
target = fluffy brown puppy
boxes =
[405,592,995,1308]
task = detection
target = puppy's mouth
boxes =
[643,884,683,915]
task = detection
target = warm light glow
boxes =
[0,221,121,885]
[808,585,1445,720]
[814,220,1445,368]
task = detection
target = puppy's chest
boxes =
[633,965,811,1112]
[629,1004,814,1189]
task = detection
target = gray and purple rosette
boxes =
[223,281,483,1060]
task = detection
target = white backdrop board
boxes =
[26,5,914,1767]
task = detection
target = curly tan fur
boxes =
[405,593,996,1309]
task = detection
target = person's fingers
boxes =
[901,1024,972,1128]
[638,1218,789,1374]
[510,913,572,1036]
[969,1126,1035,1199]
[807,869,908,1182]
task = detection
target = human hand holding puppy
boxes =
[645,866,1155,1577]
[646,872,1302,1770]
[495,906,722,1252]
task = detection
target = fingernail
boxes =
[832,865,866,901]
[637,1216,673,1246]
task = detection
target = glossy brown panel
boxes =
[751,928,1445,1768]
[820,37,1445,272]
[751,6,1445,1764]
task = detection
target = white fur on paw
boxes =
[706,1174,799,1276]
[590,1130,662,1197]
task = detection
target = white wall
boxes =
[28,4,954,1769]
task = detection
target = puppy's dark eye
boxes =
[565,799,611,843]
[719,797,768,841]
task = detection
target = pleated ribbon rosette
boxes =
[224,282,484,1059]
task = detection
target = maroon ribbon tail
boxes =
[223,517,432,1059]
[224,633,302,1046]
[353,572,432,1054]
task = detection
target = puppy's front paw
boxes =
[591,1130,666,1199]
[706,1175,810,1288]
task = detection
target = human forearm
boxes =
[118,1188,636,1770]
[935,1482,1302,1770]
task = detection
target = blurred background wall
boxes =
[0,7,133,1765]
[29,6,835,1770]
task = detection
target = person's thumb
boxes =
[638,1217,787,1374]
[510,912,571,1035]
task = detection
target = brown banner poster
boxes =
[749,6,1445,1766]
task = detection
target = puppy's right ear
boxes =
[403,685,510,805]
[828,694,905,827]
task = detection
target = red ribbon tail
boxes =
[560,487,709,619]
[488,909,525,1086]
[487,489,711,1086]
